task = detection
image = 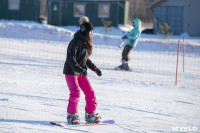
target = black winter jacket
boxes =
[63,31,96,75]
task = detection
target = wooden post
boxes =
[175,40,180,86]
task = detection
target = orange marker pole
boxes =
[183,37,185,72]
[175,40,180,86]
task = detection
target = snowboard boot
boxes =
[85,112,101,123]
[123,60,130,70]
[67,113,80,125]
[117,60,130,70]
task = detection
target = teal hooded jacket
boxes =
[126,18,141,47]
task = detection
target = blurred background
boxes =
[1,0,200,36]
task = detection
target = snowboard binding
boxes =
[85,112,101,123]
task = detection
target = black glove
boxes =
[122,35,127,40]
[80,69,87,76]
[94,67,102,76]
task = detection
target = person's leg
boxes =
[122,45,133,61]
[78,76,101,123]
[65,75,81,113]
[121,45,133,70]
[77,76,97,113]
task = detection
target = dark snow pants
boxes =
[122,45,133,61]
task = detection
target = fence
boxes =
[0,21,199,89]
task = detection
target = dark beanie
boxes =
[80,22,94,33]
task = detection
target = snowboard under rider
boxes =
[117,18,142,70]
[63,22,102,125]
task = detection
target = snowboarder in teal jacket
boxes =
[117,18,142,70]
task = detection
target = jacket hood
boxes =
[74,30,85,41]
[132,18,141,29]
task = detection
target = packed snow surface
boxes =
[0,20,200,133]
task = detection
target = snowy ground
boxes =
[0,20,200,133]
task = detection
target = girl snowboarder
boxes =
[117,18,142,70]
[63,22,102,125]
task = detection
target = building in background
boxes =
[47,0,129,27]
[0,0,40,22]
[151,0,200,36]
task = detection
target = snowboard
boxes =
[114,66,133,72]
[100,67,142,73]
[49,120,115,127]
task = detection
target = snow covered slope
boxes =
[0,20,200,133]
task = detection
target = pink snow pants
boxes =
[65,75,97,113]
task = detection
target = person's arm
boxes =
[127,30,140,40]
[86,58,102,76]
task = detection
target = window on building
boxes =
[74,3,85,17]
[8,0,20,10]
[98,3,110,18]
